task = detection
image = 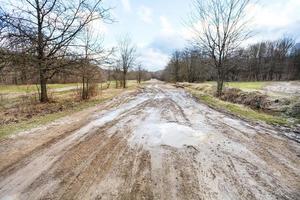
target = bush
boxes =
[287,102,300,118]
[88,83,99,98]
[76,83,99,100]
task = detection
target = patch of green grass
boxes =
[197,81,269,91]
[0,80,140,94]
[188,89,290,126]
[224,81,269,90]
[0,83,79,93]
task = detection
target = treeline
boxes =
[0,50,151,86]
[0,48,152,100]
[162,0,300,96]
[0,0,151,102]
[162,37,300,83]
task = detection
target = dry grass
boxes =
[187,88,291,126]
[224,81,269,91]
[179,82,299,127]
[0,80,140,138]
[0,83,79,93]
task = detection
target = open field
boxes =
[225,81,268,90]
[0,83,78,94]
[204,81,300,96]
[0,81,140,138]
[0,81,139,94]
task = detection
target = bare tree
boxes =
[117,35,137,88]
[190,0,251,96]
[113,64,122,88]
[106,67,112,89]
[170,50,181,82]
[292,48,300,80]
[274,37,294,80]
[0,13,9,73]
[1,0,111,102]
[75,26,108,100]
[136,64,143,84]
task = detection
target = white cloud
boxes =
[138,5,153,24]
[139,47,170,71]
[248,1,298,29]
[180,0,300,45]
[121,0,131,12]
[242,0,300,42]
[134,16,188,71]
[160,16,174,35]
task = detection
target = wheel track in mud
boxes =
[0,81,299,200]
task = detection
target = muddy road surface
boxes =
[0,81,299,200]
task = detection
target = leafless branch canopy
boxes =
[0,0,112,102]
[116,35,137,88]
[189,0,252,96]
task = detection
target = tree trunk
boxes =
[216,79,223,97]
[137,72,141,84]
[86,79,89,99]
[123,72,126,88]
[40,71,48,103]
[82,76,89,100]
[115,79,118,88]
[216,66,224,97]
[82,76,86,100]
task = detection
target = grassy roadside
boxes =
[200,81,269,91]
[0,97,110,138]
[0,81,140,138]
[186,88,292,126]
[0,81,125,94]
[0,83,79,93]
[225,81,268,90]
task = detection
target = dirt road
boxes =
[0,81,299,200]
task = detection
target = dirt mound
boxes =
[176,82,215,95]
[220,88,270,110]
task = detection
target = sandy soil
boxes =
[0,80,299,200]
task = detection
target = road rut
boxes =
[0,81,299,200]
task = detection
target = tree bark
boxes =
[82,76,86,100]
[123,71,126,88]
[115,79,118,88]
[216,66,224,97]
[216,80,223,97]
[40,71,48,102]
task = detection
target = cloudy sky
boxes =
[99,0,300,71]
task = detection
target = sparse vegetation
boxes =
[181,81,299,126]
[0,83,78,94]
[188,88,290,126]
[0,0,299,198]
[0,98,105,138]
[225,82,268,91]
[0,81,140,138]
